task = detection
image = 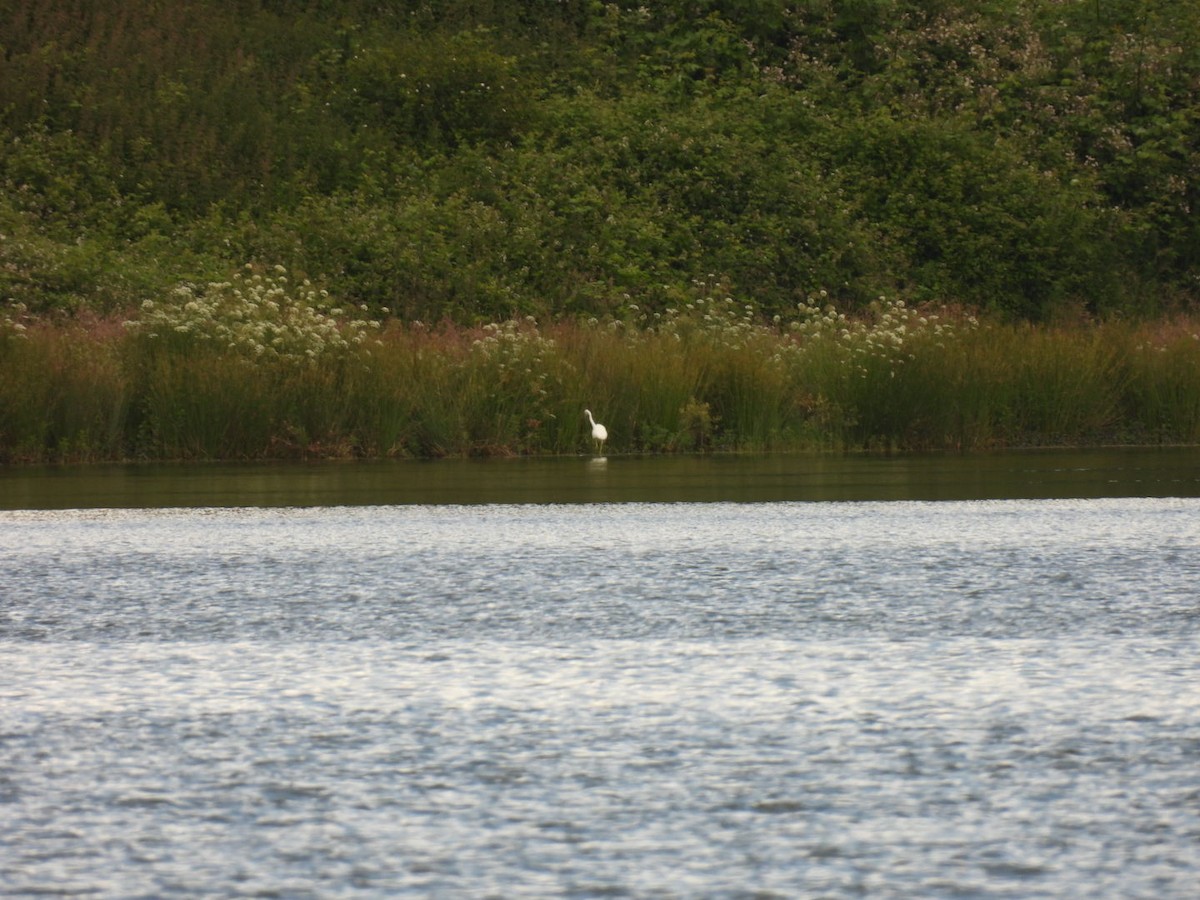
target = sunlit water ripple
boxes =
[2,499,1199,898]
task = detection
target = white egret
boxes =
[584,409,608,454]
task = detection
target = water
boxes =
[3,446,1200,509]
[2,453,1200,897]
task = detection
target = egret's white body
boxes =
[584,409,607,454]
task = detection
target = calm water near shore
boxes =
[3,446,1200,509]
[2,449,1199,897]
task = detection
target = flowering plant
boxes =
[124,266,381,363]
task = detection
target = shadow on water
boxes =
[2,447,1199,509]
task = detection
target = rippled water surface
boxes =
[3,488,1200,896]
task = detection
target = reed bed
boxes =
[3,277,1199,463]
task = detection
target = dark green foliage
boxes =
[2,0,1198,320]
[337,29,530,147]
[835,114,1118,316]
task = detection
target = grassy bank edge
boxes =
[4,297,1200,465]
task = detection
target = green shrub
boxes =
[340,29,530,147]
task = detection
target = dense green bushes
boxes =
[2,0,1198,322]
[5,2,1197,462]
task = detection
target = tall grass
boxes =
[1123,322,1200,444]
[0,312,128,462]
[3,281,1200,463]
